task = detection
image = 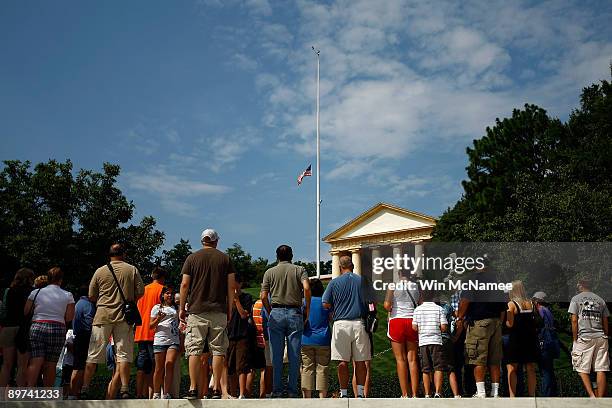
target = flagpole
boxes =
[315,48,321,278]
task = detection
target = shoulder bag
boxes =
[107,263,142,327]
[16,288,42,353]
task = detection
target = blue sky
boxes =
[1,0,611,261]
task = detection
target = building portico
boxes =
[323,203,436,281]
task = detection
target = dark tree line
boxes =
[433,78,612,242]
[0,160,331,292]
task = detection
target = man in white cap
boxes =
[179,228,236,399]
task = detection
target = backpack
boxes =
[538,306,560,359]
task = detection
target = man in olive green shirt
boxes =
[261,245,311,397]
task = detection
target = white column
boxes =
[414,242,424,277]
[391,243,403,282]
[351,249,361,275]
[370,246,382,282]
[331,251,340,278]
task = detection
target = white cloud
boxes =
[238,0,610,178]
[231,53,259,70]
[245,0,272,16]
[125,168,231,197]
[198,129,261,173]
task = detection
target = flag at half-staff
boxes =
[297,164,312,186]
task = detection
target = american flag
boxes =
[297,164,312,186]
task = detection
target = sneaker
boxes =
[79,390,90,400]
[425,395,431,398]
[454,395,462,398]
[238,395,246,399]
[152,394,161,399]
[434,393,442,398]
[211,390,222,399]
[163,394,171,400]
[185,389,198,400]
[120,391,130,399]
[472,393,486,399]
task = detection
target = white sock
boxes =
[340,389,348,397]
[492,383,499,397]
[357,385,364,397]
[476,382,486,396]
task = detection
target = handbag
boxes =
[107,263,142,327]
[16,288,42,353]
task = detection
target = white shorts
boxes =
[572,336,610,373]
[331,319,371,362]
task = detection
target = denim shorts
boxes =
[153,344,180,353]
[136,341,155,374]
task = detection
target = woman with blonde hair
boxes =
[505,280,539,397]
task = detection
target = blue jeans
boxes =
[539,356,558,396]
[268,307,303,396]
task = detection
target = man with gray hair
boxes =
[179,229,236,399]
[322,255,370,398]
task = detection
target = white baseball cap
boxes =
[532,291,547,301]
[201,228,219,242]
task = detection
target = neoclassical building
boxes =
[323,202,437,280]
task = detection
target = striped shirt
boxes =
[412,302,447,346]
[252,299,266,348]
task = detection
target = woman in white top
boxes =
[384,273,420,398]
[24,267,75,387]
[150,287,180,399]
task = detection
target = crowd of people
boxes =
[0,229,609,399]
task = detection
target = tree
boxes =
[433,78,612,242]
[0,160,165,290]
[158,239,193,289]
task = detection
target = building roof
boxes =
[323,202,437,243]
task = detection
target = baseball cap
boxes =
[532,291,547,301]
[201,228,219,242]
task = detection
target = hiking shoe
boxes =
[185,389,198,400]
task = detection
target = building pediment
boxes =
[323,202,436,243]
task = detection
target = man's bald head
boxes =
[109,243,125,259]
[339,255,353,272]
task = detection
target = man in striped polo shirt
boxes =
[412,290,448,398]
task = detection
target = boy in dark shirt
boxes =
[227,275,254,398]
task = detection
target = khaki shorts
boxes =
[264,341,272,366]
[465,318,502,366]
[87,321,134,364]
[0,326,19,348]
[572,336,610,373]
[331,319,371,362]
[185,312,228,357]
[301,345,331,391]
